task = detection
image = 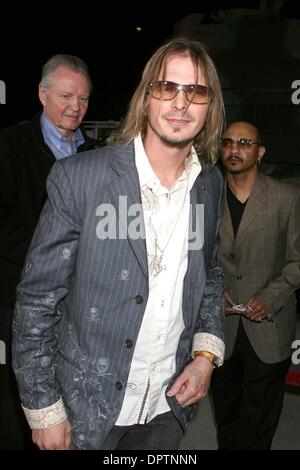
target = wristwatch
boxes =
[193,350,216,363]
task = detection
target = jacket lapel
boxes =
[107,143,148,280]
[236,173,267,242]
[222,189,234,241]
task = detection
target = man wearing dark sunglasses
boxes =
[211,121,300,449]
[12,37,225,450]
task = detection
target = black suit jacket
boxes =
[0,113,99,307]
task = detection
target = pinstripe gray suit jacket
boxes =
[218,172,300,363]
[12,142,224,449]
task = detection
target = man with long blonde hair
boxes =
[13,37,225,450]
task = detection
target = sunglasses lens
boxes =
[162,82,177,100]
[221,138,258,149]
[239,139,251,148]
[149,81,210,104]
[221,138,231,148]
[150,82,162,98]
[193,85,210,104]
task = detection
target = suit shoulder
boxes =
[0,120,32,141]
[202,164,224,188]
[59,145,114,171]
[50,144,128,187]
[262,173,300,197]
[0,121,36,165]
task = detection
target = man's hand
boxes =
[224,293,272,322]
[244,296,272,322]
[32,419,72,450]
[167,356,214,407]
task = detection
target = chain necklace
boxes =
[148,239,166,278]
[142,179,188,279]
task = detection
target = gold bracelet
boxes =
[193,350,215,363]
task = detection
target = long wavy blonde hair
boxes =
[108,37,224,165]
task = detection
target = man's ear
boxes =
[38,84,47,106]
[257,145,266,164]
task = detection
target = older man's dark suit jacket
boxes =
[218,172,300,363]
[0,113,99,307]
[13,142,224,449]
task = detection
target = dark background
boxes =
[1,1,299,129]
[1,2,299,310]
[0,10,187,126]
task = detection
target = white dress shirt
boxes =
[116,135,202,425]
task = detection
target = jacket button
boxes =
[125,339,133,348]
[134,295,144,304]
[115,381,123,391]
[236,275,242,280]
[230,252,235,259]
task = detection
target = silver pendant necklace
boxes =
[142,181,188,279]
[148,241,166,278]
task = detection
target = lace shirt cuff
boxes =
[22,397,67,429]
[192,332,225,367]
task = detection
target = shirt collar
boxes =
[134,134,201,193]
[40,113,84,148]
